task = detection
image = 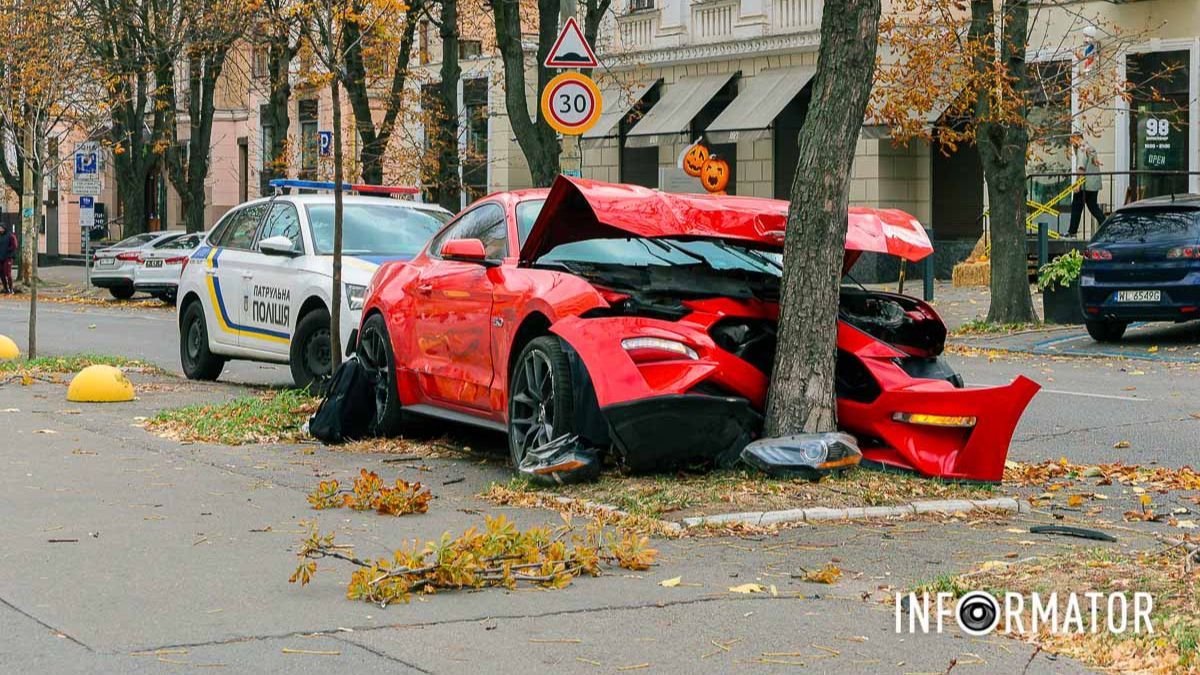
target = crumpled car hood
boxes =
[519,176,934,268]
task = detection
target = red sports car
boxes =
[357,177,1038,482]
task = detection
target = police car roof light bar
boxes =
[268,179,420,196]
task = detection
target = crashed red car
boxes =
[357,176,1038,482]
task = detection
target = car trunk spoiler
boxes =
[520,176,934,270]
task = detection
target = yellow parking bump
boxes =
[0,334,18,360]
[66,365,136,403]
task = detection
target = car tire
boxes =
[508,336,599,484]
[109,286,135,300]
[1085,320,1127,343]
[180,302,225,381]
[358,313,405,437]
[290,308,334,394]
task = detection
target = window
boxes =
[459,40,482,60]
[463,79,490,202]
[516,200,545,246]
[259,202,304,252]
[306,204,449,257]
[157,234,203,250]
[433,203,508,260]
[419,21,431,65]
[1094,208,1200,245]
[260,105,277,194]
[1128,50,1191,200]
[421,84,443,205]
[298,99,320,180]
[252,48,269,79]
[629,0,654,11]
[1026,61,1073,209]
[215,204,267,249]
[114,233,158,248]
[619,84,661,189]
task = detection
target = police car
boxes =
[176,180,452,389]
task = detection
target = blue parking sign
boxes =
[75,151,98,175]
[318,131,332,157]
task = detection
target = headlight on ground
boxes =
[621,337,698,362]
[892,412,977,428]
[345,283,367,311]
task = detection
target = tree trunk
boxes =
[21,121,38,358]
[167,51,230,233]
[330,77,344,367]
[764,0,882,436]
[971,0,1036,324]
[493,0,561,186]
[351,2,421,186]
[264,40,295,186]
[435,0,462,211]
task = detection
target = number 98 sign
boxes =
[540,72,602,136]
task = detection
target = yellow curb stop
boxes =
[0,334,18,360]
[66,365,136,403]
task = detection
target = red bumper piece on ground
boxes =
[840,376,1040,482]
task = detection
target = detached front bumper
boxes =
[840,376,1040,482]
[601,394,762,473]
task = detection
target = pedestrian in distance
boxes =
[1068,136,1105,238]
[0,222,16,294]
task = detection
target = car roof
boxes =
[1115,194,1200,212]
[239,194,452,214]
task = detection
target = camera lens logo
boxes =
[956,591,1000,636]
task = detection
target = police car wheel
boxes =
[180,302,225,381]
[291,308,333,393]
[359,314,404,437]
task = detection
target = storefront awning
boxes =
[704,66,817,143]
[624,73,737,148]
[582,79,660,143]
[861,91,960,140]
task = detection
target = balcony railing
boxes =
[693,0,735,39]
[618,12,656,49]
[773,0,822,31]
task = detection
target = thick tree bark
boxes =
[972,0,1036,324]
[764,0,882,436]
[493,0,561,186]
[434,0,462,211]
[166,49,231,233]
[343,1,421,185]
[263,35,296,186]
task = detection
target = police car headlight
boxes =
[345,283,367,311]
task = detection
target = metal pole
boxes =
[1037,221,1049,269]
[923,227,934,302]
[897,260,906,295]
[84,226,90,287]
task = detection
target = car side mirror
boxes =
[259,235,298,257]
[442,238,496,266]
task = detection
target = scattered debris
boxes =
[1028,525,1117,542]
[740,432,861,479]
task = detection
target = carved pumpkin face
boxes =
[700,155,730,194]
[683,143,710,177]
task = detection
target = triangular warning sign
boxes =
[544,17,598,69]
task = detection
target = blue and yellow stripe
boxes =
[202,247,291,345]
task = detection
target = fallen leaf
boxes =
[1147,346,1159,354]
[1067,495,1084,507]
[659,576,681,588]
[1176,520,1198,529]
[34,429,58,434]
[729,583,766,594]
[1113,440,1131,449]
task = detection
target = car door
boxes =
[205,203,269,348]
[238,201,306,355]
[410,202,508,411]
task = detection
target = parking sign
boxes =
[319,131,332,157]
[72,149,102,196]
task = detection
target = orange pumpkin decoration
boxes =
[682,142,710,177]
[700,154,730,194]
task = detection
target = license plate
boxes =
[144,260,163,268]
[97,258,114,267]
[1116,290,1161,303]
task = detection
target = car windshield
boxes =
[1093,208,1200,245]
[307,203,451,256]
[539,237,782,276]
[516,200,546,246]
[114,233,158,248]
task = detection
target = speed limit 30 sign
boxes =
[540,72,602,136]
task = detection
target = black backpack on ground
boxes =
[308,356,377,444]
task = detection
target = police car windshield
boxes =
[306,204,450,257]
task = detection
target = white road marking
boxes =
[968,383,1148,402]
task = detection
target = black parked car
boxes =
[1080,194,1200,342]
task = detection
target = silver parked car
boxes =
[91,231,185,299]
[132,232,204,303]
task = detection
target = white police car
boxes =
[176,180,452,388]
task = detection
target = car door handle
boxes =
[242,273,254,280]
